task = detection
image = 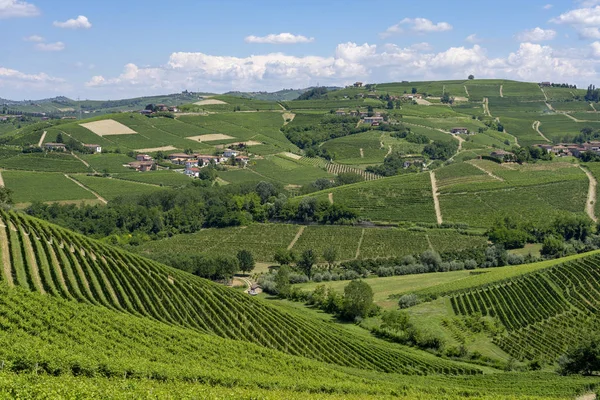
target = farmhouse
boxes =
[223,149,239,158]
[402,94,423,100]
[185,167,200,178]
[489,150,513,160]
[44,143,66,151]
[353,82,363,87]
[363,116,384,125]
[128,161,155,172]
[235,155,249,166]
[185,159,199,168]
[139,109,153,115]
[83,144,102,153]
[451,127,469,134]
[136,154,153,162]
[335,110,346,116]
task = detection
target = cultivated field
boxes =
[80,119,137,136]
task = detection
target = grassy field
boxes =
[2,171,97,204]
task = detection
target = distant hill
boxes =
[224,87,341,101]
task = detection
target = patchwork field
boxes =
[80,119,137,136]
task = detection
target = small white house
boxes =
[185,167,200,178]
[223,149,239,158]
[83,144,102,154]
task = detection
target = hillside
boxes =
[0,209,598,398]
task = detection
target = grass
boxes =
[70,174,166,200]
[2,171,96,204]
[0,152,89,173]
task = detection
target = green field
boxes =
[2,171,97,204]
[113,170,192,187]
[71,174,166,200]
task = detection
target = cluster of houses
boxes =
[139,104,179,115]
[128,154,156,172]
[167,149,249,178]
[537,142,600,158]
[334,110,386,126]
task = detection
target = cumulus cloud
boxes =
[380,18,452,37]
[53,15,91,29]
[244,33,314,44]
[0,66,67,95]
[0,0,39,18]
[23,34,44,42]
[591,41,600,57]
[551,5,600,38]
[35,41,65,51]
[515,27,557,42]
[465,34,482,43]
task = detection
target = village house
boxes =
[451,127,469,134]
[223,149,239,158]
[402,93,423,100]
[136,154,153,162]
[44,143,66,151]
[489,149,513,161]
[335,109,346,116]
[353,82,363,87]
[185,159,199,169]
[83,144,102,154]
[185,167,200,178]
[349,111,359,117]
[156,104,169,112]
[139,109,153,115]
[363,116,384,125]
[128,161,155,172]
[403,159,424,169]
[235,155,249,167]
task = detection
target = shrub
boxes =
[507,253,525,265]
[398,294,419,309]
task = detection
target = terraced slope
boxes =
[0,209,478,376]
[447,252,600,363]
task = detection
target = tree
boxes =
[558,335,600,375]
[274,248,296,266]
[55,132,64,143]
[236,250,255,274]
[0,187,13,205]
[411,87,418,94]
[274,265,291,297]
[468,74,475,80]
[381,310,411,331]
[335,172,363,186]
[386,100,394,109]
[256,181,278,203]
[298,249,318,278]
[342,280,374,320]
[322,247,338,271]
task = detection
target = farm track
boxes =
[37,130,47,147]
[430,171,443,225]
[580,166,598,223]
[0,170,4,187]
[425,234,434,250]
[282,112,295,125]
[499,85,503,98]
[359,148,364,158]
[483,98,492,117]
[540,86,548,101]
[591,103,597,112]
[355,228,365,259]
[328,192,333,204]
[467,161,505,181]
[70,152,94,172]
[464,85,469,97]
[287,226,305,250]
[533,121,551,143]
[65,175,108,204]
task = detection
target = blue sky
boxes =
[2,0,600,99]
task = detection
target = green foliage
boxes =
[342,280,375,320]
[237,249,255,273]
[558,335,600,376]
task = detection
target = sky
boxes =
[3,0,600,100]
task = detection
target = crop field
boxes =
[48,126,117,150]
[498,116,544,147]
[251,155,334,185]
[447,252,600,363]
[309,173,436,223]
[138,224,300,262]
[487,98,547,114]
[571,112,600,121]
[464,84,501,101]
[549,101,593,112]
[0,152,89,173]
[326,163,382,181]
[0,211,482,378]
[434,162,495,191]
[402,116,485,133]
[79,153,134,173]
[71,174,166,200]
[80,119,137,136]
[542,87,584,101]
[396,104,459,118]
[113,170,192,187]
[187,95,281,111]
[217,168,268,185]
[2,171,96,204]
[537,114,600,142]
[284,99,375,110]
[292,225,364,261]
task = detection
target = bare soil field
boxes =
[134,146,177,153]
[281,152,302,160]
[194,99,228,105]
[80,120,137,136]
[187,134,235,142]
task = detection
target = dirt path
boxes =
[464,85,469,97]
[499,85,503,98]
[448,135,465,161]
[540,86,548,101]
[425,234,434,250]
[0,224,13,286]
[277,103,286,111]
[70,152,94,172]
[328,193,334,204]
[355,229,365,259]
[0,170,4,188]
[385,145,392,158]
[580,166,598,223]
[576,393,597,400]
[483,98,492,117]
[533,121,551,142]
[359,148,364,158]
[430,171,443,225]
[65,175,108,204]
[287,225,306,250]
[591,103,597,112]
[38,130,47,147]
[467,160,505,181]
[20,227,46,294]
[545,102,554,111]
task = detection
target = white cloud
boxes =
[543,4,553,9]
[0,0,39,18]
[550,5,600,38]
[23,34,44,42]
[0,66,66,95]
[591,41,600,57]
[244,33,314,44]
[53,15,91,29]
[380,17,452,37]
[515,27,557,42]
[35,41,65,51]
[465,34,482,43]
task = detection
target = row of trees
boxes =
[150,250,255,281]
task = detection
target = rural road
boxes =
[532,121,551,142]
[540,86,548,101]
[37,131,47,147]
[64,175,108,204]
[580,166,598,223]
[430,171,443,225]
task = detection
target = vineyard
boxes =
[448,252,600,363]
[326,162,382,181]
[0,210,479,376]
